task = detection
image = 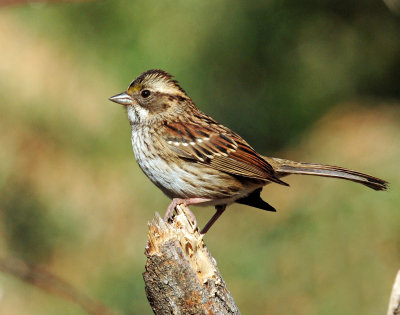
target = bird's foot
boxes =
[200,205,227,234]
[164,198,211,228]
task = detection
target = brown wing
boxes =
[163,121,288,186]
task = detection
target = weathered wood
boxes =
[387,270,400,315]
[143,205,240,315]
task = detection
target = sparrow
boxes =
[109,69,388,234]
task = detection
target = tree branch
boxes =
[0,256,117,315]
[143,205,240,315]
[0,0,95,6]
[388,270,400,315]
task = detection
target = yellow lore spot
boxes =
[128,83,142,94]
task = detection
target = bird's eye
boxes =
[141,90,151,98]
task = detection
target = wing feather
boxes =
[164,122,288,186]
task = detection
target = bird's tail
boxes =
[264,157,388,191]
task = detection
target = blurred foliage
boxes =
[0,0,399,314]
[15,0,400,150]
[0,180,79,263]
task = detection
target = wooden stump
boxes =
[143,205,240,315]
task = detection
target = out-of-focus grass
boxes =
[0,7,399,315]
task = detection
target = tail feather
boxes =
[265,157,388,191]
[236,188,276,212]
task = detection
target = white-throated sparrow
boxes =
[109,69,387,234]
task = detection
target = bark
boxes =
[143,205,240,315]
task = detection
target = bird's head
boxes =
[109,69,194,125]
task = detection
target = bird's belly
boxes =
[138,155,201,198]
[131,131,199,198]
[131,137,261,203]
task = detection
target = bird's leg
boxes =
[200,205,227,234]
[164,198,212,227]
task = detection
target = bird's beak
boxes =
[108,92,134,106]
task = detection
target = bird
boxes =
[109,69,388,234]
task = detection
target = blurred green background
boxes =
[0,0,399,314]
